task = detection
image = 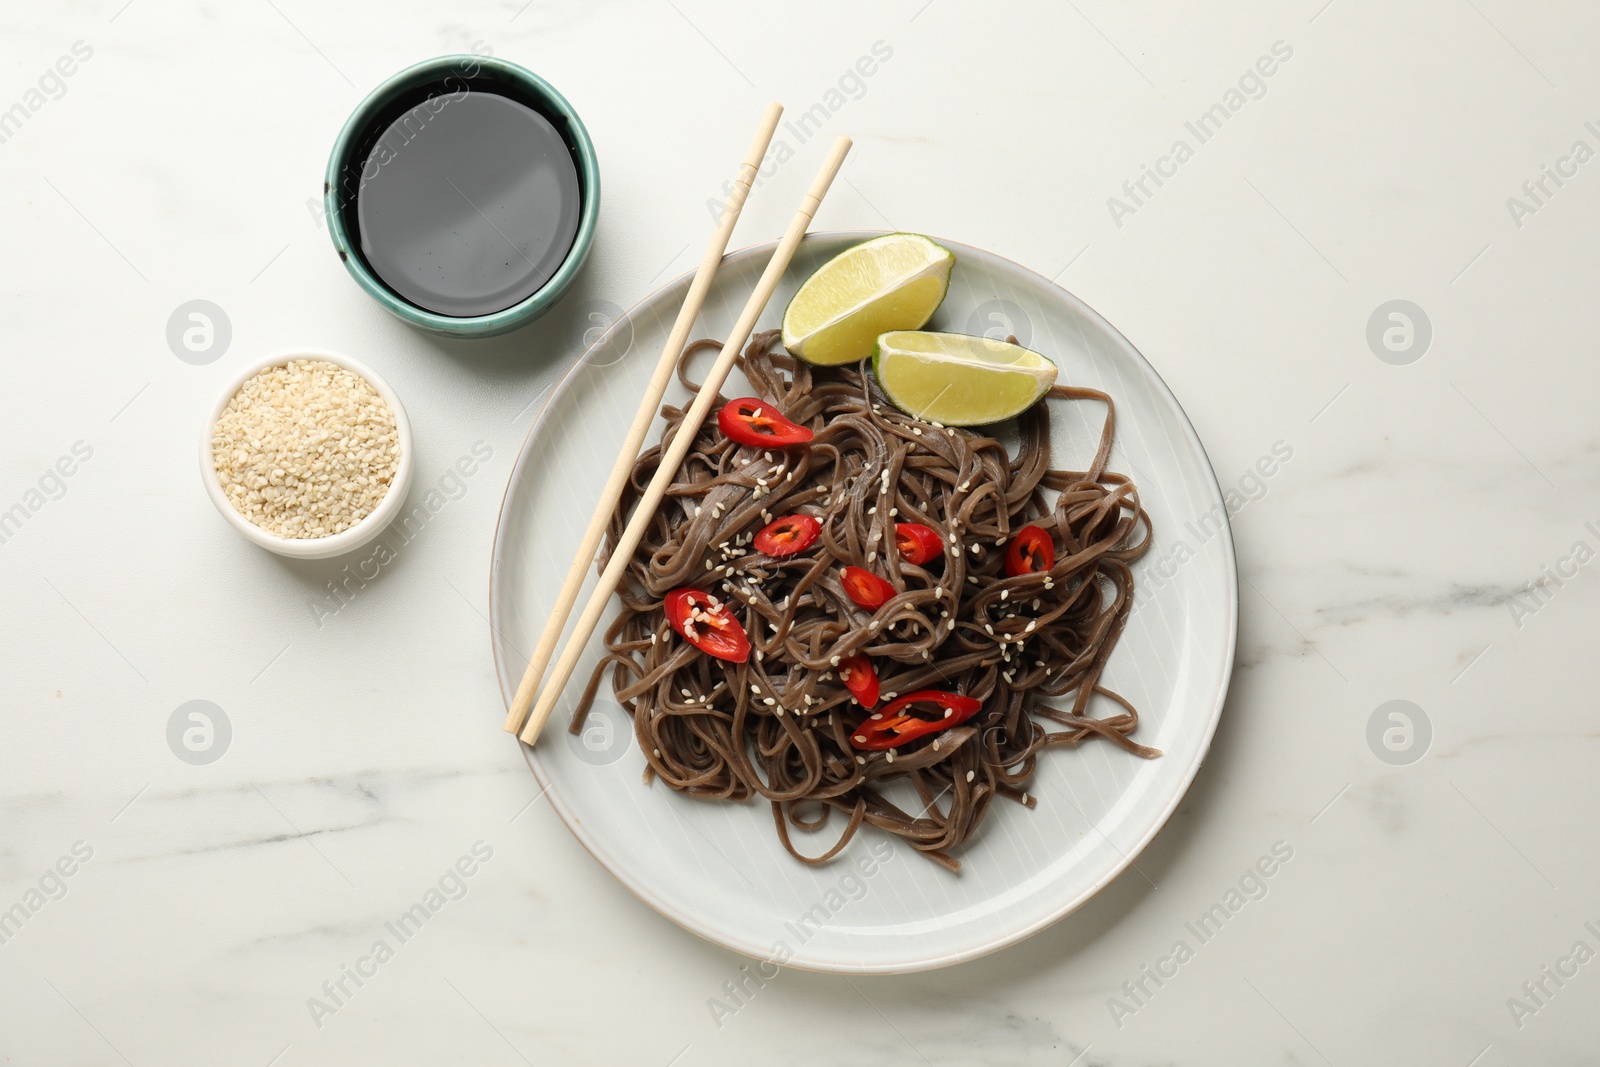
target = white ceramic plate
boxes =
[490,232,1237,974]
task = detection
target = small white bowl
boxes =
[199,349,414,560]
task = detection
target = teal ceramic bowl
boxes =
[324,55,600,339]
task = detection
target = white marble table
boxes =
[4,1,1596,1063]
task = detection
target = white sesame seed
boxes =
[830,655,841,666]
[854,735,867,744]
[856,755,866,765]
[210,360,399,538]
[885,750,895,762]
[1000,590,1009,601]
[764,697,776,706]
[1026,621,1036,632]
[912,427,922,436]
[870,713,883,720]
[943,708,953,718]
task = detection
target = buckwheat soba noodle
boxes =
[570,330,1155,873]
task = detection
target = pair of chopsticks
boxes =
[504,104,851,744]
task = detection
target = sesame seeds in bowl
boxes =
[200,351,414,559]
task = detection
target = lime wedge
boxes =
[782,234,954,366]
[872,331,1058,426]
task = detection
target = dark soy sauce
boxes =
[354,91,581,318]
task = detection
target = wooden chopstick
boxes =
[502,102,785,735]
[519,134,853,745]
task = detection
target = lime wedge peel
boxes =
[782,234,955,367]
[872,331,1059,427]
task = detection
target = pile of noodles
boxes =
[571,330,1155,872]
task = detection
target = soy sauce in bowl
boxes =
[326,55,599,337]
[357,92,581,317]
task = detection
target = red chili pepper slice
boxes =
[1005,524,1056,577]
[717,397,814,448]
[663,588,751,662]
[849,690,983,750]
[840,566,896,610]
[754,514,821,557]
[837,653,880,706]
[894,522,943,565]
